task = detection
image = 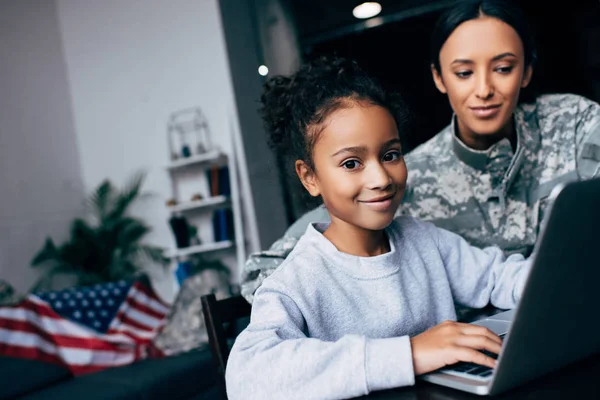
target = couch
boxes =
[1,347,220,400]
[0,267,234,400]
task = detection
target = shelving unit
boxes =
[164,108,246,281]
[165,150,226,171]
[167,195,230,214]
[166,240,234,258]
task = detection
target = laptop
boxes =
[419,177,600,395]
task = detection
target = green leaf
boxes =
[86,180,115,223]
[105,171,146,223]
[114,218,150,246]
[31,238,59,266]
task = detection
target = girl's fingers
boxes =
[455,334,502,356]
[458,324,503,345]
[454,346,498,369]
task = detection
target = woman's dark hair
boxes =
[430,0,537,73]
[260,56,410,170]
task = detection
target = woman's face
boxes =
[432,16,533,149]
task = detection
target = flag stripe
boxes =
[119,306,163,330]
[129,285,170,314]
[0,321,134,352]
[108,322,157,341]
[0,328,135,365]
[126,296,168,320]
[0,342,63,365]
[0,304,138,344]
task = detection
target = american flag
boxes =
[0,276,170,375]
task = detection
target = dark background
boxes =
[262,0,600,218]
[287,0,600,152]
[222,0,600,230]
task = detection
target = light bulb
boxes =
[258,65,269,76]
[352,2,382,19]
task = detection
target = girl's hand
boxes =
[410,320,502,375]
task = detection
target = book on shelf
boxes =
[212,208,234,242]
[206,166,230,197]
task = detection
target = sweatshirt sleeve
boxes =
[427,223,532,310]
[240,205,331,304]
[225,279,415,400]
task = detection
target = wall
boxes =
[252,0,307,222]
[56,0,259,299]
[0,0,85,293]
[218,0,291,246]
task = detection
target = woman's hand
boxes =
[410,320,502,375]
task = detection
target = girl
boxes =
[241,0,600,303]
[225,57,531,400]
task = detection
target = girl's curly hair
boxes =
[259,56,411,170]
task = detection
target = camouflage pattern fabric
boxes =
[152,268,231,356]
[241,93,600,303]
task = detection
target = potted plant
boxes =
[31,172,167,291]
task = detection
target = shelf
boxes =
[169,240,234,258]
[166,150,224,171]
[168,195,230,214]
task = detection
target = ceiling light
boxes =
[352,2,382,19]
[258,65,269,76]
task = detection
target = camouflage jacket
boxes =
[241,93,600,303]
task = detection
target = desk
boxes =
[355,306,600,399]
[355,353,600,399]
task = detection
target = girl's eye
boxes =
[456,70,472,79]
[383,151,402,162]
[496,66,514,74]
[342,160,360,170]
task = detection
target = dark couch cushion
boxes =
[19,348,218,400]
[0,356,71,400]
[187,385,220,400]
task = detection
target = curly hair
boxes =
[259,56,410,170]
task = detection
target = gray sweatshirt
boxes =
[226,217,531,400]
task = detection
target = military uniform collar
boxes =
[450,114,522,172]
[451,109,528,202]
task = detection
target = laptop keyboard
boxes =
[438,334,504,381]
[440,361,495,380]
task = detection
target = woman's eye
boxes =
[496,66,514,74]
[383,151,402,162]
[342,160,360,169]
[456,70,472,78]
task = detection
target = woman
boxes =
[241,0,600,303]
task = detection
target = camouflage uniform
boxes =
[241,93,600,303]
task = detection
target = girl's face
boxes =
[432,16,533,148]
[296,104,407,232]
